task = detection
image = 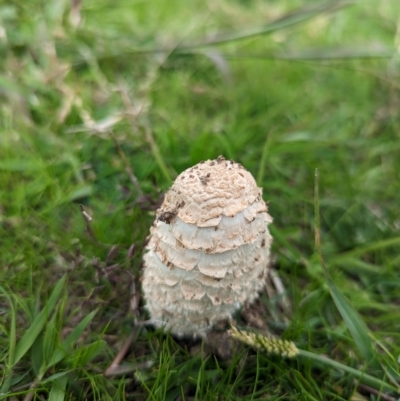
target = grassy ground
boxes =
[1,0,400,399]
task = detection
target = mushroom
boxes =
[142,156,273,337]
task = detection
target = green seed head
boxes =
[229,326,298,358]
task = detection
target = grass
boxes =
[1,0,400,399]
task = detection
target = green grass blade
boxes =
[30,333,45,376]
[331,237,400,264]
[48,374,68,401]
[314,169,380,371]
[232,327,397,393]
[9,298,16,369]
[273,44,393,60]
[257,134,271,186]
[298,349,397,393]
[325,276,380,370]
[143,124,173,184]
[0,289,16,394]
[0,375,12,396]
[12,275,67,366]
[73,340,106,366]
[180,0,354,49]
[46,309,98,368]
[0,289,17,367]
[42,371,71,385]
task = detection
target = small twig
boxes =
[79,204,101,245]
[104,275,146,377]
[22,375,42,401]
[104,360,153,378]
[130,277,141,322]
[104,331,137,377]
[264,273,281,322]
[70,0,82,28]
[314,168,326,270]
[106,245,119,263]
[269,269,292,317]
[78,205,113,248]
[127,243,137,259]
[356,382,397,401]
[79,204,92,222]
[110,132,143,197]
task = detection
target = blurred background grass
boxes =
[1,0,400,399]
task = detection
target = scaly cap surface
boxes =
[142,156,273,337]
[158,156,264,227]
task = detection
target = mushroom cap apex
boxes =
[158,157,263,226]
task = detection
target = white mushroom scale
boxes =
[142,156,273,337]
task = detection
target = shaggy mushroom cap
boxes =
[142,156,273,337]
